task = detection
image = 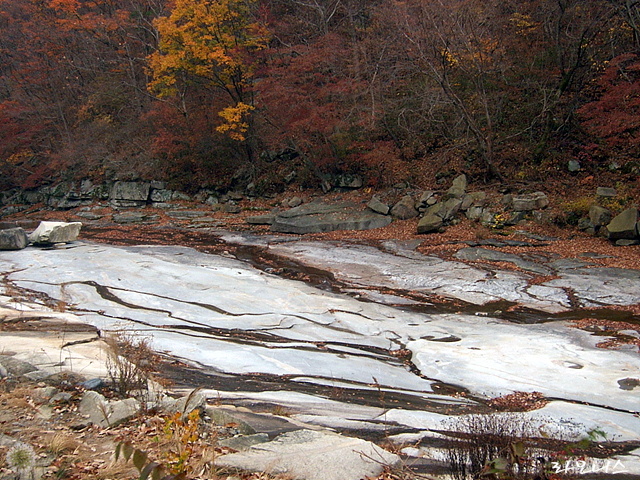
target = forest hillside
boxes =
[1,0,639,197]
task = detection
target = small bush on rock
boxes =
[105,331,156,399]
[444,413,546,480]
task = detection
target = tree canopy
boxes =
[0,0,638,192]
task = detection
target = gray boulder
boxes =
[415,191,436,212]
[512,192,549,211]
[589,205,612,228]
[417,211,443,234]
[390,195,418,220]
[367,196,389,215]
[606,207,639,240]
[28,221,82,245]
[0,227,28,250]
[596,187,617,198]
[216,429,399,480]
[441,197,463,221]
[445,174,467,199]
[79,391,140,428]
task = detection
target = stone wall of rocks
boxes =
[372,174,551,235]
[0,180,224,213]
[2,176,636,245]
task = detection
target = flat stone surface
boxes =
[246,213,275,225]
[207,406,300,438]
[166,210,208,220]
[2,240,640,442]
[277,201,355,218]
[218,433,270,451]
[265,240,568,311]
[271,208,392,234]
[112,212,159,224]
[216,429,399,480]
[454,247,552,275]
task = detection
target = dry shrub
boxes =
[46,432,80,456]
[444,413,546,480]
[104,330,156,399]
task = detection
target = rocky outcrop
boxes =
[110,181,151,207]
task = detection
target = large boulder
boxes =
[445,174,467,199]
[511,192,549,211]
[589,205,612,228]
[606,207,639,241]
[79,391,140,428]
[367,196,389,215]
[28,221,82,245]
[0,227,28,250]
[390,195,419,220]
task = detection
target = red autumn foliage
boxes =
[256,32,366,175]
[578,53,640,150]
[0,0,638,190]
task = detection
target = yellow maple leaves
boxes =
[216,101,254,141]
[148,0,269,141]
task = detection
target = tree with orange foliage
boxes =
[148,0,269,151]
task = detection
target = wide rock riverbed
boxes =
[1,234,640,473]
